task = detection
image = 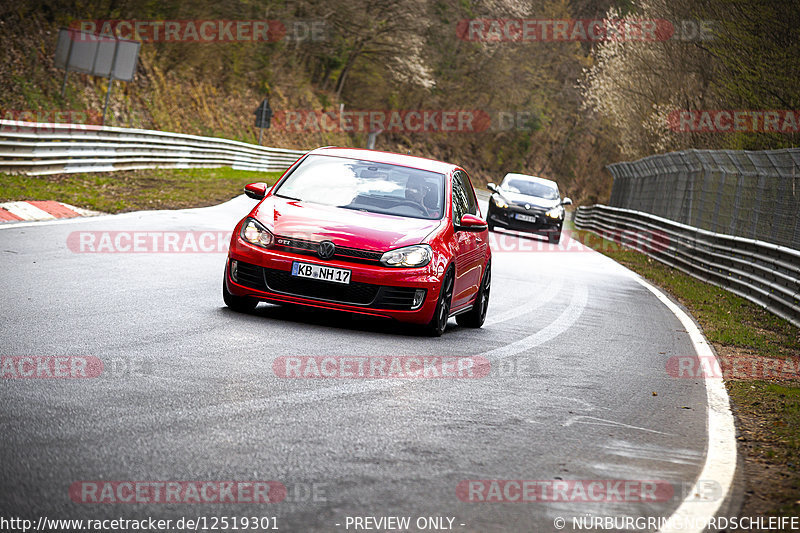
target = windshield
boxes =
[501,176,559,200]
[275,154,445,220]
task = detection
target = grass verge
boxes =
[0,167,284,213]
[569,224,800,517]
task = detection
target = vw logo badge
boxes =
[318,240,336,259]
[525,204,531,210]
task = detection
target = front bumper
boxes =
[225,236,443,324]
[488,205,562,234]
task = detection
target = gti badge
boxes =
[318,240,336,259]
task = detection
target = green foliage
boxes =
[3,0,793,203]
[584,0,800,156]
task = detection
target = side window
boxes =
[452,173,469,224]
[458,171,478,215]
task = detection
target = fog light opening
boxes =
[231,260,239,282]
[412,289,426,310]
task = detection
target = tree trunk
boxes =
[334,41,365,100]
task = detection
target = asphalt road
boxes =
[0,196,712,532]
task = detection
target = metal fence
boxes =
[0,120,307,176]
[608,148,800,250]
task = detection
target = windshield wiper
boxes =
[275,193,301,201]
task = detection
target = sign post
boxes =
[101,38,121,126]
[367,129,382,150]
[254,98,272,144]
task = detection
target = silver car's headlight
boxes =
[240,218,274,248]
[492,195,509,209]
[380,244,432,267]
[545,207,564,219]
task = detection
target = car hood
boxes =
[251,196,444,251]
[496,190,560,210]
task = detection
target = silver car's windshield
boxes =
[501,177,559,200]
[275,154,445,220]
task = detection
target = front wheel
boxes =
[223,276,258,313]
[456,262,491,328]
[548,229,562,245]
[424,269,454,337]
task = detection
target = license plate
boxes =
[291,262,351,284]
[515,213,538,223]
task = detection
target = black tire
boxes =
[548,230,561,245]
[456,262,491,328]
[425,269,454,337]
[223,276,258,313]
[488,222,496,232]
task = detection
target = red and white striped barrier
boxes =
[0,201,101,222]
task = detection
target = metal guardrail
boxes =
[574,204,800,328]
[0,120,307,175]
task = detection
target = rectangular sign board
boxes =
[55,28,140,81]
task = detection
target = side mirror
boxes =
[457,214,488,232]
[562,197,573,206]
[487,183,498,192]
[244,182,268,200]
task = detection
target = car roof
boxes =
[307,147,457,175]
[503,173,558,188]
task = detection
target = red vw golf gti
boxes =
[223,147,491,335]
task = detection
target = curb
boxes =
[0,201,103,223]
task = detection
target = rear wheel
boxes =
[425,269,454,337]
[456,262,491,328]
[223,275,258,313]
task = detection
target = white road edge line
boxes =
[633,276,738,533]
[484,274,564,327]
[121,283,588,427]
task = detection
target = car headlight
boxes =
[546,207,564,219]
[492,195,508,209]
[380,244,432,267]
[240,218,274,248]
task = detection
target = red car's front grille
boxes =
[273,236,384,264]
[234,262,420,310]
